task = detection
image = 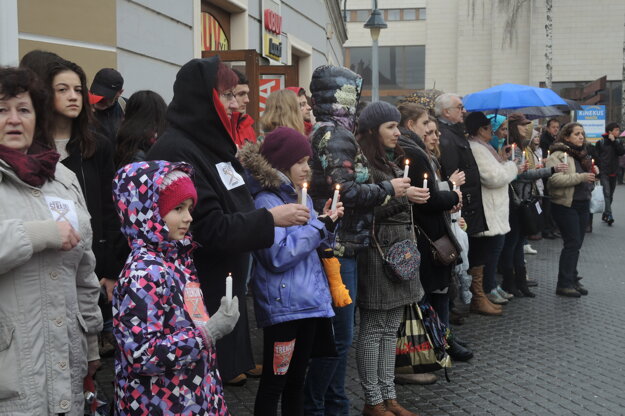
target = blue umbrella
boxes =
[463,83,567,112]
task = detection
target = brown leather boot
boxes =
[468,266,502,316]
[362,403,394,416]
[383,399,419,416]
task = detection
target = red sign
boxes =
[264,9,283,34]
[259,78,283,115]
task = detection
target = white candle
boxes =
[225,273,232,305]
[547,150,551,158]
[452,181,457,191]
[403,159,410,179]
[300,182,308,205]
[511,143,516,161]
[521,149,525,165]
[331,184,340,212]
[564,152,568,165]
[422,173,428,189]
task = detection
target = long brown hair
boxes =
[397,102,428,129]
[260,89,305,134]
[358,126,404,175]
[46,59,96,158]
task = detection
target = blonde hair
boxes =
[260,89,305,134]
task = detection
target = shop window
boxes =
[386,9,401,21]
[356,10,370,22]
[417,8,427,20]
[402,9,417,20]
[346,45,426,93]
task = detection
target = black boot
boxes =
[501,268,521,297]
[447,338,473,361]
[515,266,535,298]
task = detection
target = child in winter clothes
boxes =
[111,160,239,415]
[238,127,344,416]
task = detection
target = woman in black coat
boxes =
[397,103,470,360]
[147,56,308,382]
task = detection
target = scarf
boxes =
[0,144,59,187]
[549,141,592,173]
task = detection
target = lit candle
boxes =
[225,273,232,305]
[521,149,525,165]
[452,181,458,191]
[331,184,340,212]
[422,173,428,189]
[547,150,551,158]
[564,152,568,165]
[300,182,308,205]
[403,159,410,179]
[592,158,595,170]
[511,143,516,161]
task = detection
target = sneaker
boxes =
[607,214,615,226]
[487,289,508,304]
[575,282,589,296]
[523,244,538,255]
[496,285,514,300]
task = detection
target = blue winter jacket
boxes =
[239,142,335,328]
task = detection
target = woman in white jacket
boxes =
[464,112,523,316]
[0,67,102,415]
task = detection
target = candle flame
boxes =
[424,173,428,179]
[228,273,232,277]
[303,182,308,189]
[405,159,410,165]
[335,184,340,190]
[452,181,456,186]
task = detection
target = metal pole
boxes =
[372,36,379,102]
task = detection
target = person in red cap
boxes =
[89,67,126,145]
[286,86,313,135]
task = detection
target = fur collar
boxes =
[238,141,285,191]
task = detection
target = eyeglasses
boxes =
[452,104,464,111]
[220,91,236,102]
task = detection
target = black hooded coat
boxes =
[147,57,275,380]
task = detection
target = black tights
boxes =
[254,318,320,416]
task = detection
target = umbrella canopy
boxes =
[485,105,565,120]
[463,83,566,112]
[557,98,583,111]
[398,89,445,115]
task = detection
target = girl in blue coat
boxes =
[239,126,344,415]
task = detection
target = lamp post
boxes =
[364,2,387,102]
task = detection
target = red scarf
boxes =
[0,144,59,187]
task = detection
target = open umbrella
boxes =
[463,83,566,112]
[486,105,565,120]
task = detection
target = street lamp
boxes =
[364,4,387,102]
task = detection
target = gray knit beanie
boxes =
[358,101,401,132]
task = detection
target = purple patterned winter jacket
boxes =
[111,161,228,416]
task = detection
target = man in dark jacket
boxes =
[147,57,309,384]
[304,65,409,416]
[596,122,625,225]
[539,118,561,238]
[90,68,126,145]
[435,93,487,236]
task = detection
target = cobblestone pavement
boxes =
[97,186,625,415]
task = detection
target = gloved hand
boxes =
[201,296,240,344]
[321,255,352,307]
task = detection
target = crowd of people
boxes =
[1,51,622,416]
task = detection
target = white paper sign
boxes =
[216,162,245,190]
[45,196,80,232]
[535,201,542,215]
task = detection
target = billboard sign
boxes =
[576,105,606,142]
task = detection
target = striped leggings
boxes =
[356,306,404,405]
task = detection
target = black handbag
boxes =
[510,184,543,236]
[372,206,420,282]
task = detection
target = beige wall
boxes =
[345,20,426,47]
[426,0,625,95]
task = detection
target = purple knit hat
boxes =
[260,126,313,171]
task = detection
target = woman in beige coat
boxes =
[0,67,102,415]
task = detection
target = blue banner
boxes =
[576,105,606,141]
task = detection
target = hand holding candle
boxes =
[225,273,232,305]
[331,184,340,212]
[452,181,457,191]
[300,182,308,205]
[564,152,568,165]
[422,173,428,189]
[403,159,410,179]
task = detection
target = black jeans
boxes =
[551,201,590,289]
[500,207,525,275]
[468,235,505,292]
[255,318,321,416]
[599,174,617,216]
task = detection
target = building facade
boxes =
[1,0,346,106]
[345,0,625,121]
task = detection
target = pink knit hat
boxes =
[158,170,197,216]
